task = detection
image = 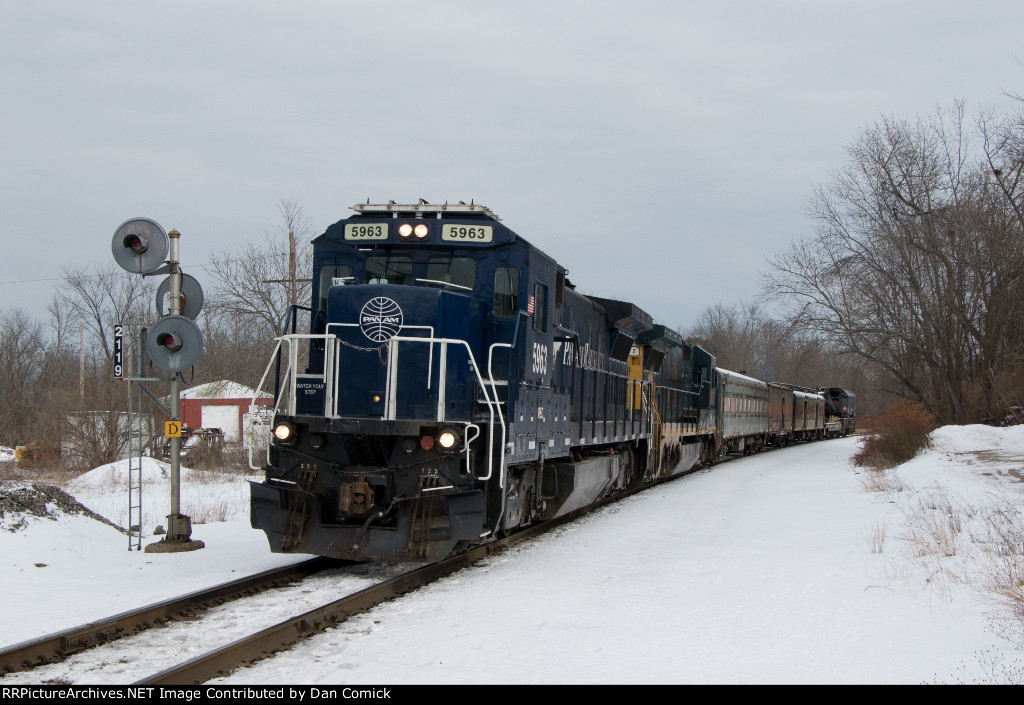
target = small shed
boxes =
[179,381,273,443]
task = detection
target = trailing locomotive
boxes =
[249,202,854,561]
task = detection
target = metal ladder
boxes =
[126,331,144,551]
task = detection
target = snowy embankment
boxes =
[1,426,1024,684]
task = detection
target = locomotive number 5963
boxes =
[442,224,493,242]
[532,342,549,375]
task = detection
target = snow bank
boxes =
[929,424,1024,455]
[67,457,190,491]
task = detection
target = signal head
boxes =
[147,315,203,372]
[155,273,205,319]
[112,218,169,274]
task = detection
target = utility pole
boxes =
[289,225,297,309]
[79,322,85,401]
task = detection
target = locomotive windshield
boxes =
[322,248,485,295]
[425,255,476,290]
[366,254,413,285]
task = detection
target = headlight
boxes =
[398,223,413,238]
[438,430,457,449]
[273,422,296,444]
[414,223,429,238]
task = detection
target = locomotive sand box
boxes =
[249,202,855,561]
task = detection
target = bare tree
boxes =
[763,102,1024,423]
[42,263,158,467]
[0,309,46,446]
[686,301,868,404]
[205,198,314,341]
[686,301,768,375]
[57,260,156,362]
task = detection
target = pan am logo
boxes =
[360,297,404,342]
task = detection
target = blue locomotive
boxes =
[249,201,853,561]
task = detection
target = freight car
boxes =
[248,202,853,561]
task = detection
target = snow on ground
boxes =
[3,427,1024,684]
[0,459,313,643]
[64,457,256,536]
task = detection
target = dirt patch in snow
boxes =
[0,484,125,534]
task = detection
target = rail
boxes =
[0,558,335,676]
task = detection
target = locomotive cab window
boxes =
[366,255,413,285]
[533,282,548,333]
[493,267,519,317]
[318,264,352,311]
[425,256,476,291]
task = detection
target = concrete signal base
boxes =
[145,538,206,553]
[144,513,204,552]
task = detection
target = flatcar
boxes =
[248,202,853,561]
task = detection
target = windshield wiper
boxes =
[415,278,472,292]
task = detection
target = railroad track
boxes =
[138,539,512,685]
[1,448,796,684]
[138,470,706,685]
[0,556,342,676]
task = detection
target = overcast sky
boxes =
[1,1,1021,333]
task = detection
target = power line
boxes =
[0,276,63,285]
[0,252,301,287]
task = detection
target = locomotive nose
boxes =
[317,284,485,422]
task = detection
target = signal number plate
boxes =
[345,223,388,241]
[442,224,493,243]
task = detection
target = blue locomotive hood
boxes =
[321,284,486,421]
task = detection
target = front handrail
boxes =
[249,338,283,471]
[380,335,502,484]
[251,330,505,487]
[248,334,338,470]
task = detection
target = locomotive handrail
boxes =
[380,334,503,487]
[324,322,436,391]
[487,342,512,490]
[259,329,503,487]
[273,304,312,399]
[248,333,339,470]
[249,338,284,470]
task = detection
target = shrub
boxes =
[853,401,937,470]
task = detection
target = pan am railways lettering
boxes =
[555,340,607,371]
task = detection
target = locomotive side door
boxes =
[520,253,559,461]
